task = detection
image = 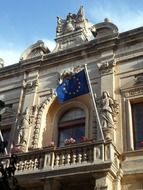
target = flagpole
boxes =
[0,129,8,154]
[84,64,104,141]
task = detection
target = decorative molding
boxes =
[97,59,116,74]
[31,92,56,148]
[134,73,143,84]
[58,65,83,84]
[20,40,50,61]
[24,79,39,94]
[122,86,143,98]
[103,127,114,140]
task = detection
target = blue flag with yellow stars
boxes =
[56,70,89,103]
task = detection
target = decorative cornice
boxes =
[121,85,143,98]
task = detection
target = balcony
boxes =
[0,141,120,179]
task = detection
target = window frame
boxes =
[122,88,143,151]
[58,110,86,147]
[131,102,143,150]
[53,101,90,146]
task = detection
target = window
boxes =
[58,108,85,147]
[1,128,11,142]
[132,102,143,149]
[0,104,13,154]
[0,128,11,154]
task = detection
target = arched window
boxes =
[58,108,85,146]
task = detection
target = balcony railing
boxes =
[0,141,120,175]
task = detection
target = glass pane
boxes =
[0,129,10,152]
[1,129,10,142]
[132,103,143,149]
[73,126,85,143]
[59,128,72,147]
[59,108,85,122]
[58,126,85,147]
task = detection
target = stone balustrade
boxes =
[0,141,120,176]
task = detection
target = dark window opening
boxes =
[0,128,10,154]
[58,108,85,147]
[132,102,143,149]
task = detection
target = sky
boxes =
[1,0,143,66]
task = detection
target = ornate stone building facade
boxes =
[0,6,143,190]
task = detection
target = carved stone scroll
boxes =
[31,93,56,148]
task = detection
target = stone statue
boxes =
[64,12,76,33]
[0,58,4,68]
[76,6,84,23]
[101,91,115,128]
[55,6,90,38]
[17,107,30,145]
[56,16,65,36]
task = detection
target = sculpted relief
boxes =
[17,107,30,146]
[99,91,119,140]
[56,6,91,37]
[100,91,119,128]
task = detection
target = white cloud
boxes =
[89,4,143,32]
[0,39,56,66]
[108,10,143,32]
[0,49,21,66]
[42,39,56,51]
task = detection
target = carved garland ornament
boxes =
[97,59,116,74]
[32,93,56,148]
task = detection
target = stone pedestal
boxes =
[103,127,114,140]
[12,144,26,153]
[54,29,94,52]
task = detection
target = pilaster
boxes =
[22,71,39,110]
[94,173,114,190]
[97,51,116,98]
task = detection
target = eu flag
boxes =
[56,70,89,103]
